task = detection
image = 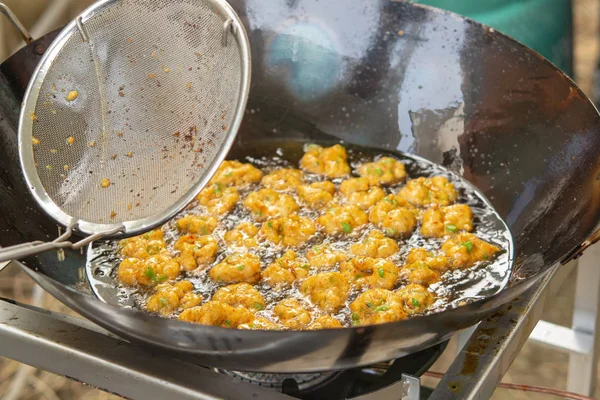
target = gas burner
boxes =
[218,370,339,391]
[217,341,447,399]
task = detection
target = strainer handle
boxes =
[0,224,124,262]
[0,3,33,43]
[0,241,72,263]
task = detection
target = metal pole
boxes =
[566,244,600,395]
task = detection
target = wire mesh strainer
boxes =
[0,0,250,262]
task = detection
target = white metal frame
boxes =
[528,243,600,396]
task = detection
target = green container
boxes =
[418,0,573,76]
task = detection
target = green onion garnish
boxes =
[446,224,458,233]
[341,222,352,233]
[462,241,473,253]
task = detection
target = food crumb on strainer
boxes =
[29,111,37,121]
[66,90,78,101]
[101,178,110,188]
[88,141,96,147]
[66,137,75,145]
[32,137,40,145]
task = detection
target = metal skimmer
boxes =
[0,0,251,262]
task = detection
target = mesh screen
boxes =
[30,0,243,225]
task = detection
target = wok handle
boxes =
[0,241,73,263]
[561,229,600,264]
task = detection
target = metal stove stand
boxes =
[0,262,575,399]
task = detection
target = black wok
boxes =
[0,0,599,373]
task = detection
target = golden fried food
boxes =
[368,195,417,238]
[212,283,265,311]
[297,181,336,210]
[146,281,202,315]
[299,144,350,178]
[441,232,500,269]
[368,195,412,223]
[209,160,263,187]
[307,315,343,330]
[405,248,449,274]
[262,250,310,287]
[259,215,316,247]
[119,229,167,259]
[350,289,407,326]
[196,184,239,215]
[180,291,203,310]
[300,272,350,313]
[113,142,508,331]
[375,209,416,238]
[398,176,458,207]
[400,261,440,286]
[317,204,368,235]
[209,253,261,284]
[273,299,312,329]
[175,214,218,235]
[358,157,406,186]
[350,230,399,258]
[260,266,293,287]
[174,234,219,271]
[339,177,385,209]
[421,204,473,238]
[238,316,283,330]
[147,290,180,315]
[306,244,348,269]
[340,257,399,290]
[396,284,435,315]
[117,254,180,287]
[261,168,304,191]
[178,301,254,328]
[400,248,450,286]
[224,222,259,248]
[244,188,299,221]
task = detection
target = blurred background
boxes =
[0,0,598,399]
